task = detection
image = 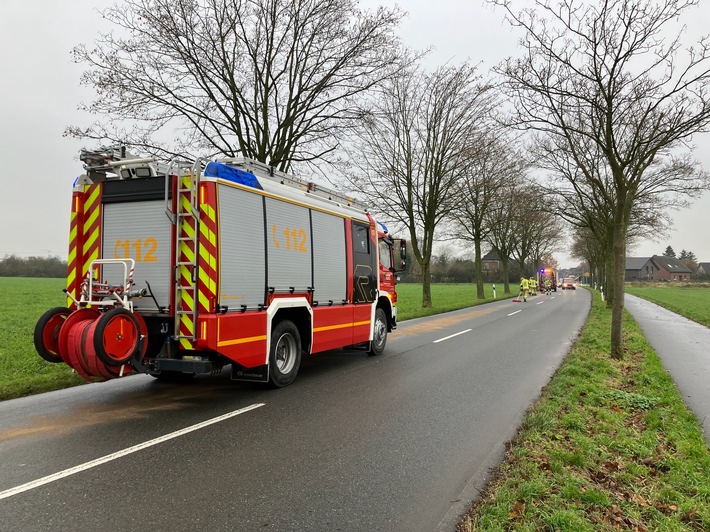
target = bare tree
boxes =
[492,0,710,358]
[485,173,526,294]
[527,197,563,273]
[510,196,559,280]
[449,132,520,299]
[344,62,495,307]
[67,0,407,169]
[537,136,674,305]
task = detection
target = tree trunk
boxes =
[474,239,485,299]
[421,262,432,308]
[501,257,511,294]
[610,208,626,360]
[604,251,614,309]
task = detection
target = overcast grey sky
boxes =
[1,0,709,268]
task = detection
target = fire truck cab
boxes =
[34,148,406,387]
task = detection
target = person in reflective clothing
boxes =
[520,277,529,302]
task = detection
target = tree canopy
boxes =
[68,0,407,170]
[492,0,710,358]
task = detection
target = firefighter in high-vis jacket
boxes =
[529,277,537,296]
[520,277,529,302]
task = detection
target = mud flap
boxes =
[231,363,269,383]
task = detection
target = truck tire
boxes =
[269,320,301,388]
[367,307,388,356]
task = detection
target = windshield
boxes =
[379,239,392,269]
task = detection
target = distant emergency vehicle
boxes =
[34,148,406,387]
[538,267,557,292]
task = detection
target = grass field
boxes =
[0,277,87,400]
[625,283,710,328]
[395,282,512,321]
[461,289,710,530]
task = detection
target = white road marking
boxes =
[433,329,472,343]
[0,402,265,500]
[537,300,545,305]
[507,310,522,316]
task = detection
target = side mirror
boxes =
[394,239,407,273]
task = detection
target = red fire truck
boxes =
[537,266,557,292]
[34,148,406,387]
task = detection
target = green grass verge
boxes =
[625,283,710,328]
[0,278,87,400]
[396,282,513,321]
[459,289,710,531]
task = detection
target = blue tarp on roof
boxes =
[204,161,263,190]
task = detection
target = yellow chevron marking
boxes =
[180,291,194,310]
[198,268,216,292]
[83,248,99,279]
[199,245,216,270]
[179,269,193,288]
[199,224,216,247]
[83,228,99,254]
[202,203,215,222]
[198,291,210,311]
[67,244,77,265]
[84,204,99,229]
[181,219,196,240]
[85,185,100,205]
[178,241,195,263]
[180,314,194,333]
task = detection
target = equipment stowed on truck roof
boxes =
[34,148,407,387]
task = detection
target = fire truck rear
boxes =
[34,148,406,387]
[538,267,557,292]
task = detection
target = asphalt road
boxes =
[0,288,590,532]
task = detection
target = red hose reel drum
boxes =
[35,306,147,381]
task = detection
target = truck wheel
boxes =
[93,308,141,366]
[367,307,387,356]
[34,307,72,363]
[269,320,301,388]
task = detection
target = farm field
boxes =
[625,283,710,328]
[0,277,510,400]
[0,277,86,399]
[395,282,512,320]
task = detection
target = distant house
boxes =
[697,262,710,276]
[625,257,652,281]
[625,256,692,281]
[482,250,502,272]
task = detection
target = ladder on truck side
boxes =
[219,157,369,211]
[172,160,201,350]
